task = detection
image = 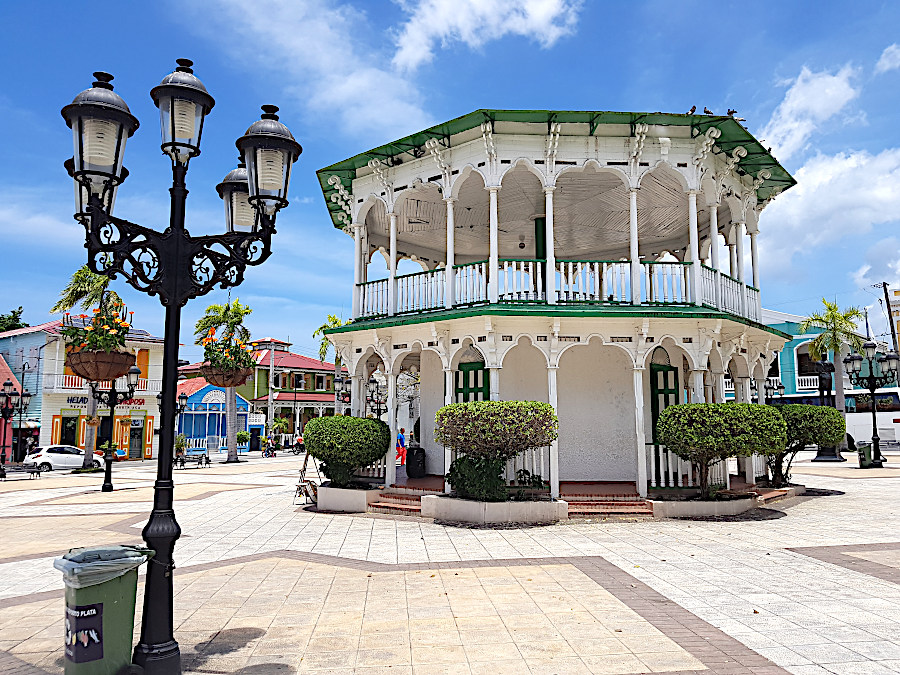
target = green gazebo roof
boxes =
[317,108,796,229]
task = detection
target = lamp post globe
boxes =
[216,161,254,232]
[150,59,215,165]
[61,73,138,215]
[236,105,302,216]
[863,341,877,360]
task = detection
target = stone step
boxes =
[563,494,643,502]
[568,502,653,516]
[387,485,443,496]
[378,492,422,504]
[368,501,423,516]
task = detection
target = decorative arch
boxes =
[553,159,630,190]
[356,194,388,226]
[554,334,636,368]
[637,161,691,193]
[449,164,488,200]
[498,335,550,369]
[499,158,547,188]
[643,336,701,371]
[449,338,486,370]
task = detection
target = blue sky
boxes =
[2,0,900,362]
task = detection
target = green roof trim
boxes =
[324,303,792,340]
[316,108,797,229]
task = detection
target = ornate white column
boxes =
[352,223,362,319]
[488,367,500,401]
[708,202,720,308]
[386,370,397,488]
[388,212,398,316]
[748,226,760,289]
[444,197,456,309]
[544,186,556,304]
[547,365,559,499]
[688,191,701,304]
[488,186,499,304]
[443,367,454,492]
[735,221,747,315]
[629,189,640,304]
[633,366,648,497]
[691,370,706,403]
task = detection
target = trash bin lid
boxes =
[62,545,152,564]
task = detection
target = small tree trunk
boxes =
[771,453,786,487]
[82,397,98,469]
[225,386,238,462]
[698,463,710,500]
[833,351,849,450]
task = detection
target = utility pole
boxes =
[878,282,900,355]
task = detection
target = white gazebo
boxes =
[319,109,795,497]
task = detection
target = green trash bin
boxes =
[53,545,153,675]
[857,442,884,469]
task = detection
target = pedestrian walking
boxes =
[396,427,406,466]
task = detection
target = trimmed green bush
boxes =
[236,431,251,444]
[769,404,845,487]
[656,403,786,499]
[435,400,558,500]
[304,416,391,488]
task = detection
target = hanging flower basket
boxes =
[199,366,253,388]
[67,350,136,382]
[85,416,102,427]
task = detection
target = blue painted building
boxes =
[176,377,264,454]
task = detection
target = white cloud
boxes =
[875,44,900,74]
[392,0,581,71]
[758,148,900,278]
[852,237,900,288]
[185,0,431,139]
[758,65,859,161]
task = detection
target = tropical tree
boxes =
[51,265,121,313]
[0,307,29,332]
[313,314,347,412]
[52,265,123,468]
[194,299,253,462]
[799,300,864,446]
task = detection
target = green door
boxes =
[649,363,679,444]
[454,362,489,402]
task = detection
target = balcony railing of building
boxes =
[45,374,162,394]
[355,258,763,322]
[723,376,782,394]
[796,375,819,390]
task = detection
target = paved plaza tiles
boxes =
[0,454,898,674]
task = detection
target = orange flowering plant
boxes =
[201,328,255,370]
[61,301,131,353]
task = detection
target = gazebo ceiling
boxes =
[319,108,797,230]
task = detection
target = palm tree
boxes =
[53,265,123,468]
[51,265,121,313]
[313,314,347,415]
[194,299,253,463]
[799,300,865,446]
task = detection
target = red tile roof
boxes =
[180,349,347,374]
[0,318,163,342]
[177,377,212,397]
[251,392,339,403]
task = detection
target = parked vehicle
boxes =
[23,446,103,471]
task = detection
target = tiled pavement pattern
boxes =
[0,453,898,673]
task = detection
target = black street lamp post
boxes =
[0,380,32,479]
[367,376,387,419]
[844,342,900,464]
[90,365,141,491]
[334,375,352,414]
[62,60,301,674]
[763,380,785,405]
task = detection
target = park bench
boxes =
[293,452,321,505]
[26,466,41,479]
[175,453,211,469]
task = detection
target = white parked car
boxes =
[23,446,103,471]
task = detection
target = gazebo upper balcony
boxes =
[317,109,794,328]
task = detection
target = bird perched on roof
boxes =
[704,107,714,115]
[727,108,737,116]
[688,105,696,114]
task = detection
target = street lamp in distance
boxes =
[844,342,900,466]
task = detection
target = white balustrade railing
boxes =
[797,375,819,390]
[751,453,768,482]
[504,446,551,485]
[719,273,743,315]
[498,259,544,302]
[745,286,761,322]
[708,459,729,489]
[648,443,694,488]
[45,374,161,393]
[556,260,630,303]
[455,260,488,305]
[397,268,445,314]
[641,262,691,304]
[700,265,717,306]
[355,453,386,481]
[358,278,390,317]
